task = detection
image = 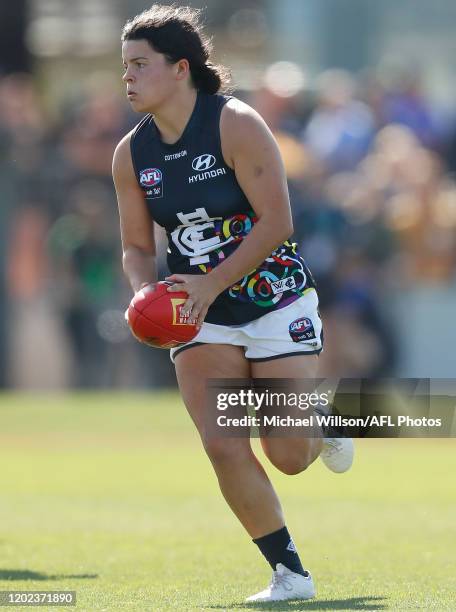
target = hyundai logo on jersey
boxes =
[289,317,316,343]
[192,154,216,171]
[189,153,226,184]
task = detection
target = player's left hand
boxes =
[165,273,225,328]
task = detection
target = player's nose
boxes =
[122,69,134,83]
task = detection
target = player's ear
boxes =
[175,58,190,81]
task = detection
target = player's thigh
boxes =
[174,343,250,436]
[251,354,321,468]
[250,353,319,379]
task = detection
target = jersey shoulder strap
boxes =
[194,92,232,154]
[129,114,156,179]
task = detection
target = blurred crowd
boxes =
[1,64,456,388]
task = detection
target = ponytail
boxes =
[191,62,230,95]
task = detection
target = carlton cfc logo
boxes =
[192,154,216,171]
[140,168,162,187]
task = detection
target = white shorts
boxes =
[170,288,323,363]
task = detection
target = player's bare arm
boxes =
[112,133,157,293]
[167,100,294,325]
[216,98,294,280]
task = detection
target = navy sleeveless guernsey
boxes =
[130,91,316,325]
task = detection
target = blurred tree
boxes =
[322,0,380,71]
[0,0,31,74]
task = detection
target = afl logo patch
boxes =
[192,154,216,171]
[289,317,316,343]
[139,168,163,199]
[140,168,162,187]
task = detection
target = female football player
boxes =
[113,4,353,602]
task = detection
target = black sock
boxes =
[253,526,308,576]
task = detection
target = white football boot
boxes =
[246,563,316,602]
[320,437,354,473]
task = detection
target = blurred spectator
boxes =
[47,181,121,387]
[60,78,127,178]
[0,73,70,388]
[1,55,456,385]
[380,67,438,149]
[301,69,375,173]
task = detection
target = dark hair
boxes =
[121,4,231,95]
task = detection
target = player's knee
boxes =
[202,435,249,466]
[267,447,313,475]
[276,456,309,475]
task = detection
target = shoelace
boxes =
[270,571,294,592]
[322,439,342,457]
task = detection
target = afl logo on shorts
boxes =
[140,168,162,187]
[192,154,216,171]
[289,317,316,343]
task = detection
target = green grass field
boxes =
[0,392,454,611]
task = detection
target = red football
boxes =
[127,281,198,349]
